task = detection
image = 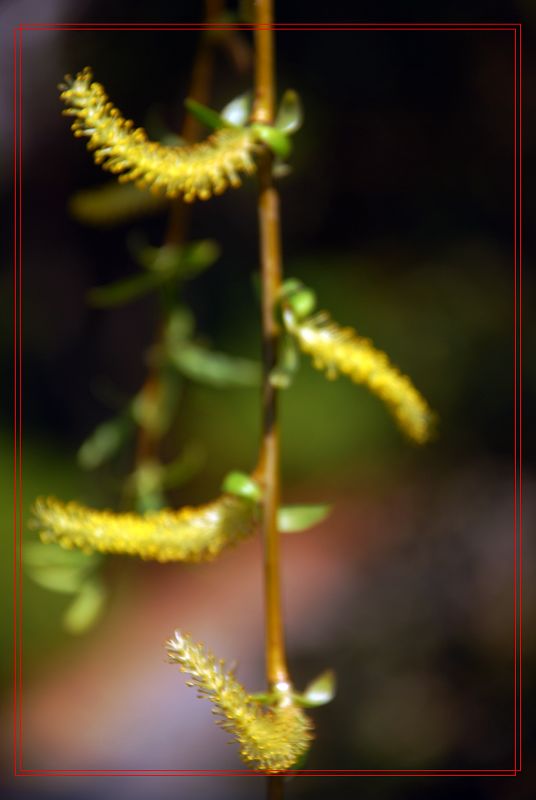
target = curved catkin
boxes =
[283,308,435,444]
[31,494,257,563]
[69,181,167,226]
[166,631,313,772]
[59,67,259,202]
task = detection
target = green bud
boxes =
[287,288,317,320]
[221,471,262,502]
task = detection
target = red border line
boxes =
[19,22,522,27]
[518,22,523,775]
[14,769,519,777]
[19,25,519,32]
[12,23,18,778]
[19,22,522,25]
[18,20,24,775]
[513,27,517,775]
[13,21,522,779]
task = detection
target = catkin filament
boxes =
[59,67,259,202]
[31,494,257,563]
[284,307,435,444]
[166,631,312,772]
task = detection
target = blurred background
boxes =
[1,0,534,798]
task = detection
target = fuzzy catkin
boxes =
[31,494,257,563]
[284,308,435,444]
[59,67,259,202]
[166,631,313,772]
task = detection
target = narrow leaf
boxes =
[278,504,331,533]
[165,307,196,346]
[275,89,303,134]
[24,541,100,570]
[161,443,206,490]
[131,237,220,279]
[131,371,181,437]
[249,691,274,705]
[269,333,300,389]
[87,271,164,308]
[184,98,230,131]
[220,92,252,126]
[69,181,167,227]
[251,124,292,159]
[26,564,89,594]
[175,240,221,277]
[295,669,337,708]
[63,580,107,635]
[169,343,261,388]
[77,415,134,470]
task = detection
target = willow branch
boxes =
[135,0,224,471]
[252,0,289,691]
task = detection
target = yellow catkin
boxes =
[69,181,167,226]
[166,631,313,773]
[31,494,257,563]
[283,307,435,444]
[59,67,259,202]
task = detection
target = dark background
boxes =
[1,0,534,798]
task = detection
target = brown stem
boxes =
[134,0,224,471]
[267,775,285,800]
[253,0,289,690]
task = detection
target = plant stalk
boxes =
[134,0,223,473]
[252,0,289,691]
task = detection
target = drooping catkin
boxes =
[31,494,257,563]
[59,67,259,203]
[283,307,435,444]
[166,631,313,772]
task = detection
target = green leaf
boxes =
[294,669,336,708]
[131,237,220,280]
[220,92,252,126]
[249,691,274,705]
[165,307,196,346]
[77,415,134,470]
[24,542,99,570]
[184,98,230,131]
[176,240,221,277]
[269,333,300,389]
[26,565,89,594]
[279,278,303,298]
[135,243,184,274]
[278,503,331,533]
[221,471,262,502]
[69,181,167,228]
[275,89,303,134]
[251,124,292,159]
[131,371,181,437]
[128,461,167,513]
[161,443,206,490]
[25,543,100,595]
[87,271,165,308]
[169,343,261,388]
[63,580,107,635]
